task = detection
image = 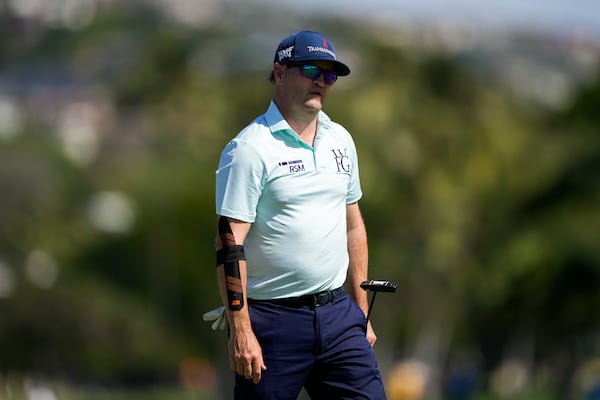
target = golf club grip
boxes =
[360,280,398,293]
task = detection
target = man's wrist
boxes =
[228,311,253,331]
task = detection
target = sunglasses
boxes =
[291,64,338,85]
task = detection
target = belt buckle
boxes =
[312,291,332,308]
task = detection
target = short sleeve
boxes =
[215,139,265,222]
[346,134,363,204]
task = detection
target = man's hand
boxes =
[366,320,378,346]
[229,328,267,384]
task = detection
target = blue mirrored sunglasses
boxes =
[292,64,338,85]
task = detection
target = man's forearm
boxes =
[346,213,369,314]
[215,216,253,329]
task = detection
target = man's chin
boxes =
[304,97,323,112]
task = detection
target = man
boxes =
[215,30,387,399]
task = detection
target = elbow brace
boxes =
[216,245,245,311]
[217,217,245,311]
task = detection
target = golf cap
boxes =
[274,30,350,76]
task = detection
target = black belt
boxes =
[249,287,345,309]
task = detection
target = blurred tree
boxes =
[0,2,598,397]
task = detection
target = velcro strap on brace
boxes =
[216,245,246,267]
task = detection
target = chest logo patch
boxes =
[278,159,305,174]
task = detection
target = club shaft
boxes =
[366,291,377,321]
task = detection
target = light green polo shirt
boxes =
[215,101,362,299]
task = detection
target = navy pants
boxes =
[234,292,387,400]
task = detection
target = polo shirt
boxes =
[215,101,362,299]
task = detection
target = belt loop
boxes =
[325,291,333,305]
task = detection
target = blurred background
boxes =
[1,0,599,399]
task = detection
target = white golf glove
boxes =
[203,306,227,331]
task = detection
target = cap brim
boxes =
[290,57,350,76]
[332,60,350,76]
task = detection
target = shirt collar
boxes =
[264,100,331,136]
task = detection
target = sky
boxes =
[256,0,600,40]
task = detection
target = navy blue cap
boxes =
[274,31,350,76]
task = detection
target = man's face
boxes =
[276,60,337,112]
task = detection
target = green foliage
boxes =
[1,1,599,397]
[0,279,194,382]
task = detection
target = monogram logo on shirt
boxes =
[331,149,350,173]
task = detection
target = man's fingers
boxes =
[251,360,267,383]
[235,363,244,377]
[229,356,245,377]
[228,333,266,382]
[244,361,254,379]
[230,359,261,382]
[366,322,377,346]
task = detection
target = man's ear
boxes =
[273,63,285,81]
